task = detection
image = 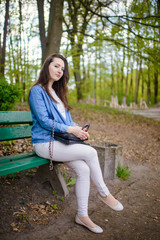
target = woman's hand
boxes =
[67,126,89,140]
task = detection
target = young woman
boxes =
[29,53,123,234]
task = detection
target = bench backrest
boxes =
[0,111,33,141]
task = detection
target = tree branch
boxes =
[107,18,160,43]
[121,15,160,28]
[78,1,160,37]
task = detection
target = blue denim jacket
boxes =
[29,85,76,144]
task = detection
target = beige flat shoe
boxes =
[75,215,103,234]
[98,194,124,211]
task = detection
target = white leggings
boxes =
[34,141,110,217]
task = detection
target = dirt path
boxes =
[131,107,160,121]
[0,105,160,240]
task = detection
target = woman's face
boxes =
[49,57,65,82]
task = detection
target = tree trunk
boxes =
[111,53,114,96]
[9,35,19,85]
[129,59,134,96]
[99,50,102,105]
[125,57,130,98]
[154,67,158,104]
[120,47,125,96]
[93,47,98,105]
[125,31,130,99]
[153,0,160,104]
[141,70,144,98]
[37,0,64,62]
[37,0,46,63]
[45,0,64,58]
[19,0,25,102]
[134,60,142,104]
[147,64,151,104]
[116,58,120,97]
[72,53,83,101]
[0,0,10,76]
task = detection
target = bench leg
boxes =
[35,163,69,197]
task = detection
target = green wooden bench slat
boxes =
[0,126,32,141]
[0,111,32,125]
[0,152,36,164]
[0,155,49,177]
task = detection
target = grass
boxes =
[116,163,131,180]
[71,103,125,116]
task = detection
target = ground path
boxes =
[130,107,160,121]
[0,104,160,240]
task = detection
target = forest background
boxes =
[0,0,160,110]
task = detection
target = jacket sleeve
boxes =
[29,86,69,132]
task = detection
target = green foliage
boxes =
[116,163,131,180]
[0,79,22,110]
[66,176,76,186]
[52,190,57,195]
[3,140,15,145]
[7,173,18,179]
[3,140,15,150]
[22,214,29,222]
[51,203,58,210]
[59,197,65,201]
[63,170,76,186]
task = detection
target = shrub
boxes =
[0,79,22,110]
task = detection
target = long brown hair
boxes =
[29,53,71,111]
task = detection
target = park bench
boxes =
[0,111,69,197]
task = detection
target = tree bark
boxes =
[120,47,125,95]
[154,67,158,104]
[37,0,46,63]
[129,60,133,96]
[37,0,64,62]
[125,28,130,99]
[153,0,160,104]
[45,0,64,58]
[111,53,114,96]
[0,0,10,76]
[134,59,142,104]
[125,57,130,98]
[93,48,97,105]
[72,53,83,101]
[147,64,151,104]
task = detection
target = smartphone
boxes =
[82,123,90,131]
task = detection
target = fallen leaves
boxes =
[10,201,60,232]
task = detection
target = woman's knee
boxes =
[83,146,98,162]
